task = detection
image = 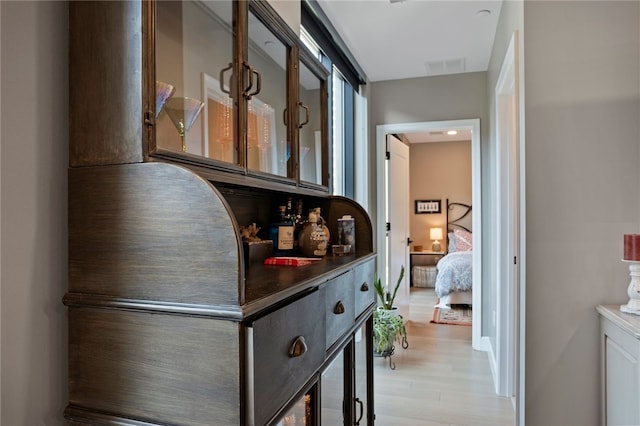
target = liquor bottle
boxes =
[298,209,328,257]
[293,199,305,251]
[268,205,294,255]
[276,205,294,254]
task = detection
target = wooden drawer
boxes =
[325,270,355,349]
[354,259,375,317]
[248,290,325,426]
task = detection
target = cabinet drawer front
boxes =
[325,271,355,348]
[249,290,325,426]
[354,260,375,317]
[68,307,240,426]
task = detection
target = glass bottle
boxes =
[269,205,294,255]
[312,207,330,244]
[298,209,328,257]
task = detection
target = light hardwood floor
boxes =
[373,288,515,426]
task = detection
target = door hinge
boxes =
[514,256,517,265]
[385,151,390,160]
[144,111,155,126]
[386,222,391,231]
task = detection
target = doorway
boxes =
[376,119,482,350]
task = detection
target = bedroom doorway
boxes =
[375,119,482,350]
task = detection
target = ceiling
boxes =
[314,0,501,143]
[315,0,503,83]
[403,128,472,144]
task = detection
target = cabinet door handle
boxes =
[334,301,345,314]
[298,102,310,129]
[242,62,254,98]
[354,397,364,425]
[219,63,233,95]
[247,67,261,99]
[360,282,369,292]
[289,336,307,358]
[283,107,288,126]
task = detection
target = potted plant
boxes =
[373,264,405,311]
[373,266,408,368]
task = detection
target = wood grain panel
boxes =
[69,163,241,306]
[69,1,143,167]
[67,307,240,426]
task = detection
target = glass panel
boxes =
[299,60,324,185]
[247,11,289,177]
[155,1,237,163]
[275,392,312,426]
[354,323,369,425]
[332,70,344,195]
[321,350,344,425]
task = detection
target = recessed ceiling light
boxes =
[447,130,458,135]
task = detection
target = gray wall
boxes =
[368,72,491,333]
[1,1,68,424]
[522,1,640,425]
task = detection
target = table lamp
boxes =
[430,227,443,252]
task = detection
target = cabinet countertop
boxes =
[597,304,640,340]
[410,251,445,255]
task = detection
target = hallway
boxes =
[373,288,514,425]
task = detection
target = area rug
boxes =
[431,305,472,326]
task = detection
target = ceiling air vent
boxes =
[425,58,466,76]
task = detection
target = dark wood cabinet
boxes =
[64,1,374,425]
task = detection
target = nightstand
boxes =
[410,251,445,287]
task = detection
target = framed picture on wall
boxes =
[415,199,441,214]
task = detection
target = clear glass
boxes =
[354,322,369,425]
[332,69,344,194]
[246,10,289,177]
[155,1,237,162]
[275,393,312,426]
[321,350,344,425]
[299,60,323,185]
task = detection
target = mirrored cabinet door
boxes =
[246,9,291,179]
[155,0,238,165]
[298,55,327,187]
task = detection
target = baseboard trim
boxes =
[481,336,499,394]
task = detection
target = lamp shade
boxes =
[429,227,443,241]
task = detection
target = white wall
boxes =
[522,1,640,425]
[1,1,68,424]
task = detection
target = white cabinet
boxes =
[597,305,640,426]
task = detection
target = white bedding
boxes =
[434,251,473,309]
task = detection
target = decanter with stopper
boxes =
[297,208,328,257]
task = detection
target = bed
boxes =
[434,199,473,309]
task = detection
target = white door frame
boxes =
[495,31,523,420]
[385,134,411,319]
[376,119,482,350]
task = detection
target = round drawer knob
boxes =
[334,301,345,314]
